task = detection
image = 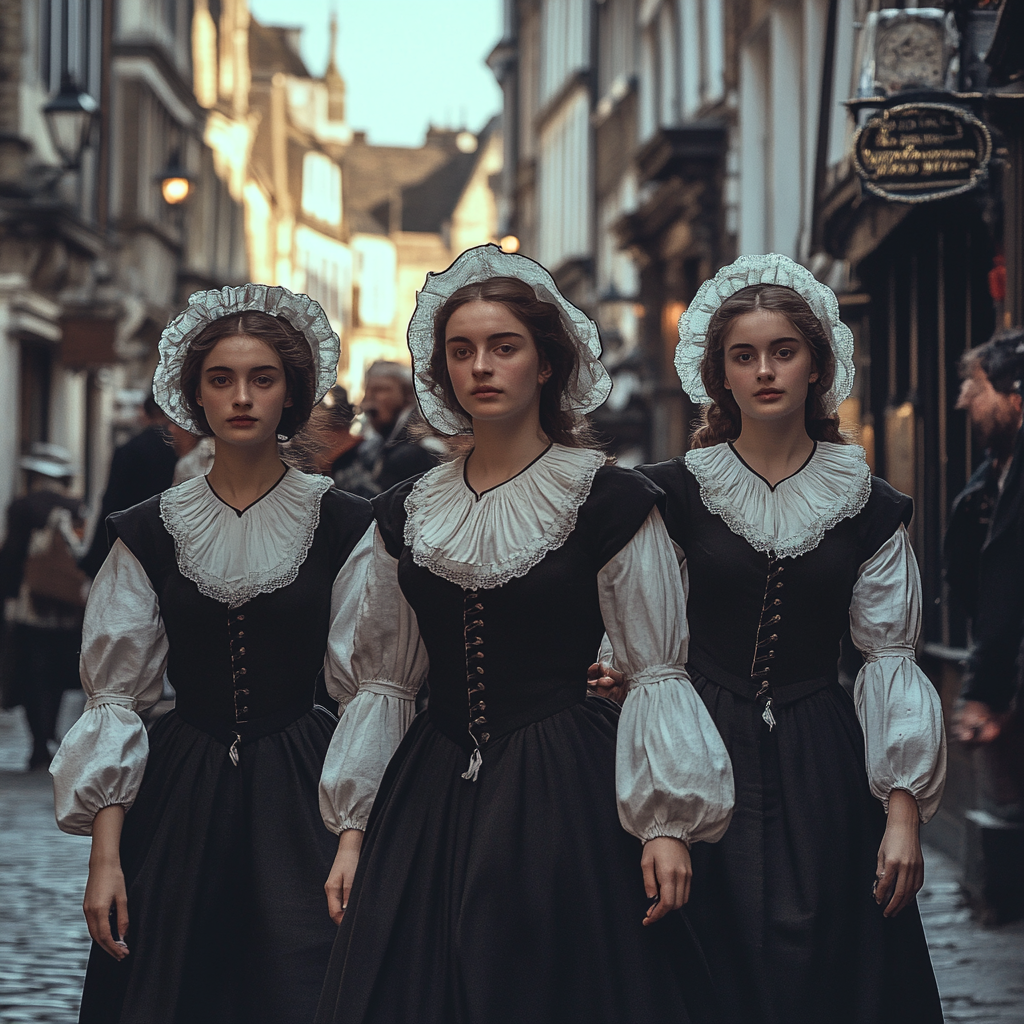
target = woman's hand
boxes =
[587,662,627,704]
[874,789,924,918]
[641,836,692,926]
[325,829,364,925]
[83,805,129,960]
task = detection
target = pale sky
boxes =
[247,0,504,147]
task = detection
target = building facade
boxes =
[0,0,246,537]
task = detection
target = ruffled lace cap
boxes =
[407,245,612,435]
[675,254,855,415]
[153,284,340,434]
[685,441,872,558]
[159,469,332,608]
[404,444,606,589]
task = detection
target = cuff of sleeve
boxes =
[327,817,368,836]
[640,826,691,846]
[359,680,417,700]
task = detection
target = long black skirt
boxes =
[78,707,339,1024]
[315,698,717,1024]
[687,669,944,1024]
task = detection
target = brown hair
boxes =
[179,311,316,440]
[688,284,848,448]
[425,276,600,448]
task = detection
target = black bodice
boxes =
[640,459,912,689]
[373,466,662,752]
[108,488,372,738]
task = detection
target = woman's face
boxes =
[195,333,292,447]
[444,300,551,428]
[721,310,818,426]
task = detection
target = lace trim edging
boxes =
[404,450,605,590]
[159,476,332,608]
[688,455,872,559]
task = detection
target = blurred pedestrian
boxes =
[948,329,1024,741]
[633,255,944,1023]
[167,421,215,484]
[50,285,372,1024]
[79,394,178,577]
[0,444,87,770]
[359,361,439,492]
[311,385,377,498]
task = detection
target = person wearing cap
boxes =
[614,255,945,1022]
[0,444,87,769]
[79,395,178,578]
[49,285,374,1024]
[316,246,733,1024]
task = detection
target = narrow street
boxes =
[1,698,1021,1024]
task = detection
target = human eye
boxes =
[252,374,276,386]
[776,347,794,359]
[209,374,230,386]
[495,343,516,355]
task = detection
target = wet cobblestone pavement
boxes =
[1,698,1022,1023]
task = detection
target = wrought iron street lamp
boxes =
[157,150,194,205]
[42,73,98,170]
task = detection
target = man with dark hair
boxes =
[359,361,439,493]
[946,328,1024,921]
[947,329,1024,739]
[79,393,178,577]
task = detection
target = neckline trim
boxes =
[205,467,289,517]
[463,443,554,501]
[727,441,818,493]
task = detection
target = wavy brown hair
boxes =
[179,311,317,441]
[425,276,601,448]
[689,284,848,449]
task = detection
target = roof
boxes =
[249,18,310,79]
[341,119,498,236]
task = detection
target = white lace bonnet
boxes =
[674,253,855,414]
[153,283,340,434]
[406,244,612,434]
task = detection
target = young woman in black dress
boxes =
[604,254,946,1023]
[315,244,735,1024]
[50,285,373,1023]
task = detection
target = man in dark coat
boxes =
[79,394,178,577]
[947,329,1024,740]
[0,444,86,768]
[359,361,440,494]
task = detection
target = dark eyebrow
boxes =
[203,364,281,373]
[445,331,526,344]
[726,336,803,351]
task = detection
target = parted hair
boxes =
[689,284,848,449]
[425,276,600,448]
[179,311,316,440]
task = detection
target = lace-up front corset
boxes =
[399,523,608,761]
[106,486,372,750]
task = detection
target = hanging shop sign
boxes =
[853,102,992,204]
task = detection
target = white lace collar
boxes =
[159,468,332,608]
[404,444,606,589]
[684,441,871,558]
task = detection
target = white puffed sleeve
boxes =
[50,539,168,835]
[850,525,946,822]
[319,523,429,834]
[601,509,735,844]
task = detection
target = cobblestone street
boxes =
[1,699,1023,1023]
